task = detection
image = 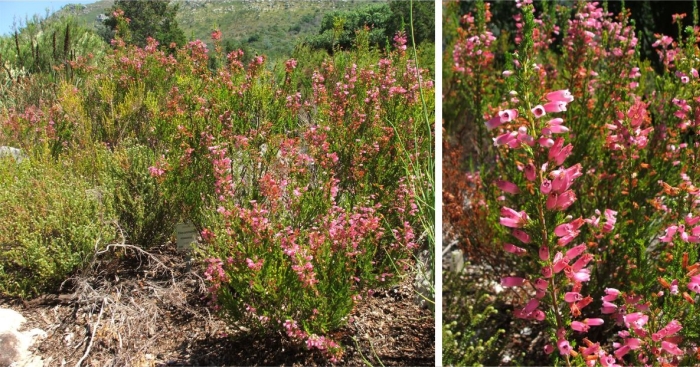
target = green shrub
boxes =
[107,144,179,249]
[0,159,115,298]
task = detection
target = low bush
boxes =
[0,159,115,298]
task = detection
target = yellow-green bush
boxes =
[0,158,115,298]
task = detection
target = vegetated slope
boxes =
[56,0,386,60]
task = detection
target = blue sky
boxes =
[0,1,96,36]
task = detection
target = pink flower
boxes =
[500,207,530,228]
[571,318,603,333]
[539,245,550,261]
[659,225,678,242]
[495,180,520,194]
[504,243,527,256]
[624,312,649,331]
[614,345,631,359]
[565,243,586,259]
[564,292,582,303]
[540,179,552,194]
[538,136,555,147]
[534,278,548,290]
[524,162,537,181]
[546,89,574,103]
[652,320,683,341]
[602,288,620,301]
[531,105,546,118]
[601,300,618,314]
[661,340,684,355]
[512,229,531,243]
[544,344,555,354]
[554,218,585,246]
[688,275,700,293]
[502,70,514,77]
[485,109,519,130]
[547,190,577,211]
[557,339,573,355]
[493,131,518,146]
[543,118,570,134]
[548,137,573,165]
[544,101,568,113]
[501,276,525,287]
[148,166,165,177]
[602,209,618,233]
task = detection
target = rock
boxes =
[413,249,434,311]
[0,308,46,367]
[0,146,28,164]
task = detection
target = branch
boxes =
[75,297,106,367]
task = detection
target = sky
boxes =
[0,0,96,36]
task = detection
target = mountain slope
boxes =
[56,0,387,60]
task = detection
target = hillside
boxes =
[55,0,386,60]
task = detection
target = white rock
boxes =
[0,308,26,334]
[0,308,45,367]
[0,146,28,164]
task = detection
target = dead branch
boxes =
[75,297,105,367]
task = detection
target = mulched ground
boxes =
[1,242,434,366]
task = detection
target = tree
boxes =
[386,0,435,47]
[104,0,186,48]
[305,1,435,54]
[306,3,392,53]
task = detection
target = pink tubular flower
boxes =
[603,288,620,301]
[531,105,546,118]
[565,243,586,259]
[659,225,678,242]
[544,101,568,113]
[512,229,531,243]
[524,162,537,181]
[539,245,550,261]
[557,339,573,355]
[602,209,618,233]
[500,207,530,228]
[601,300,618,314]
[495,180,520,194]
[652,320,683,341]
[540,179,552,194]
[546,89,575,103]
[624,312,649,331]
[538,136,555,147]
[485,109,519,130]
[544,344,555,354]
[548,137,573,165]
[661,340,684,355]
[614,345,631,359]
[571,318,604,333]
[494,131,518,146]
[688,275,700,293]
[504,243,527,256]
[547,190,576,211]
[554,218,585,246]
[501,276,525,287]
[564,292,582,303]
[543,118,569,134]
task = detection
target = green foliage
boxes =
[0,159,115,298]
[0,15,106,109]
[0,4,435,361]
[104,0,186,48]
[306,1,434,54]
[107,145,179,249]
[443,270,505,366]
[306,3,393,52]
[386,1,435,47]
